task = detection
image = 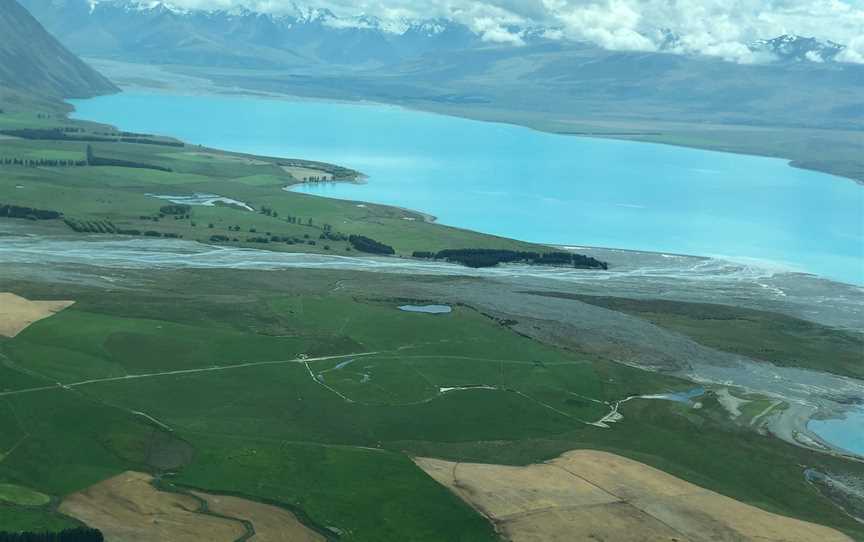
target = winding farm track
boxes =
[0,350,630,428]
[0,351,380,398]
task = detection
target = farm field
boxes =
[0,293,74,338]
[0,266,863,540]
[415,451,854,541]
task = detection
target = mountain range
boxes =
[0,0,116,100]
[17,0,855,69]
[17,0,491,67]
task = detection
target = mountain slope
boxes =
[18,0,487,68]
[0,0,117,98]
[750,35,845,63]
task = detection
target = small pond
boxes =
[398,304,452,314]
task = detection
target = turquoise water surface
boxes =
[809,407,864,456]
[71,92,864,285]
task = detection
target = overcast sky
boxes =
[155,0,864,62]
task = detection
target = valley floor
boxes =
[1,84,863,540]
[1,222,863,539]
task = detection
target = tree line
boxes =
[159,204,191,216]
[211,234,322,247]
[1,203,62,220]
[0,157,87,168]
[64,218,181,238]
[0,129,114,142]
[0,129,183,148]
[0,527,103,541]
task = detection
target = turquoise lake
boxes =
[71,92,864,285]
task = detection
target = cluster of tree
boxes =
[414,249,608,269]
[0,527,103,541]
[348,235,395,255]
[1,157,87,168]
[279,215,317,227]
[210,234,314,246]
[64,218,180,238]
[271,235,310,244]
[320,231,346,241]
[85,146,171,172]
[318,224,346,241]
[90,130,183,147]
[136,230,181,238]
[538,252,608,269]
[277,160,359,180]
[260,206,279,218]
[1,203,62,220]
[159,204,191,216]
[64,218,118,233]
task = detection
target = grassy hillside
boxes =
[0,0,117,100]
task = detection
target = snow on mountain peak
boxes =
[749,34,845,62]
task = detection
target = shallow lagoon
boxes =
[809,407,864,457]
[71,93,864,285]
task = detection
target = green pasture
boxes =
[0,483,51,506]
[0,275,862,539]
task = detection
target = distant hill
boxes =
[0,0,117,99]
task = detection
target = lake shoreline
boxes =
[69,91,864,286]
[87,59,864,187]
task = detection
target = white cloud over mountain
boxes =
[120,0,864,63]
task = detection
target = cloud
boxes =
[549,0,657,51]
[139,0,864,61]
[837,35,864,63]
